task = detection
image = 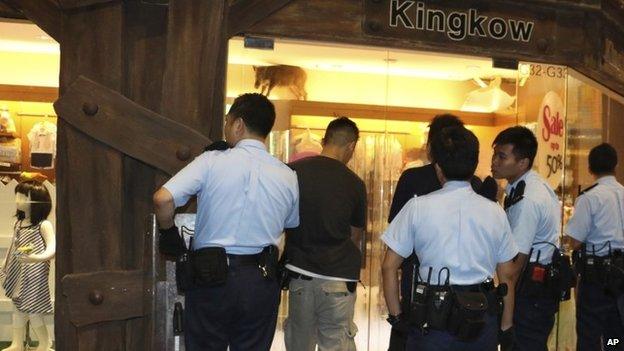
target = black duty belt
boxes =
[451,281,495,293]
[289,271,313,280]
[226,253,260,266]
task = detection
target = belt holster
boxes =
[427,268,453,330]
[550,248,575,301]
[407,265,430,328]
[518,250,554,299]
[575,244,624,296]
[258,245,279,281]
[277,252,290,290]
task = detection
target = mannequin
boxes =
[1,176,55,351]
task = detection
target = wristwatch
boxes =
[386,313,402,326]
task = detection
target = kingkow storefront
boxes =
[0,0,623,350]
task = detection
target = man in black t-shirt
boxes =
[284,117,367,351]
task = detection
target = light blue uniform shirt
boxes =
[163,139,299,254]
[382,181,518,286]
[565,176,624,256]
[505,170,561,264]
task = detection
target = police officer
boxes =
[387,114,498,351]
[491,126,561,351]
[382,126,518,351]
[153,93,299,351]
[564,143,624,350]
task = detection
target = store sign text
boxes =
[389,0,535,42]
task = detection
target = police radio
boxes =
[428,267,452,330]
[409,266,432,328]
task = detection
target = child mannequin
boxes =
[2,177,55,351]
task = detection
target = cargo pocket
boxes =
[289,279,305,296]
[321,281,350,297]
[346,321,358,351]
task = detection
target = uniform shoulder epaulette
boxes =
[579,183,598,196]
[504,180,525,210]
[204,140,230,152]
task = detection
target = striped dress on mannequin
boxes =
[2,221,53,314]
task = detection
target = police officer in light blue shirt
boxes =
[382,126,518,351]
[491,126,561,351]
[153,93,299,351]
[564,143,624,350]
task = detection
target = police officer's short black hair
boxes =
[228,93,276,137]
[431,126,479,181]
[428,114,464,146]
[323,116,359,146]
[589,143,618,175]
[493,126,538,168]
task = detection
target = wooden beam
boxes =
[61,270,144,327]
[0,2,26,19]
[227,0,292,38]
[289,100,498,127]
[0,84,58,102]
[161,0,228,141]
[54,75,211,176]
[58,0,119,10]
[2,0,62,42]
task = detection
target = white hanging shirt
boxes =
[28,121,57,169]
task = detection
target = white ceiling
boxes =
[228,37,520,81]
[0,20,58,53]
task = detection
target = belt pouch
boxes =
[427,286,453,330]
[175,251,194,293]
[408,282,429,327]
[519,263,550,298]
[556,253,575,301]
[448,291,488,340]
[191,247,228,287]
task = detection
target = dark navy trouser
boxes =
[512,293,558,351]
[405,312,498,351]
[576,279,624,351]
[184,262,281,351]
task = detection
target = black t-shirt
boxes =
[286,156,367,280]
[388,163,484,222]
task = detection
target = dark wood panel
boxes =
[121,4,170,348]
[0,84,58,102]
[56,2,125,350]
[54,76,211,176]
[0,2,26,19]
[227,0,293,37]
[608,98,624,183]
[61,270,144,327]
[2,0,62,41]
[58,0,118,9]
[161,0,228,141]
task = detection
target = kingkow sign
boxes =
[389,0,535,42]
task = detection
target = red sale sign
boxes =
[537,91,565,189]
